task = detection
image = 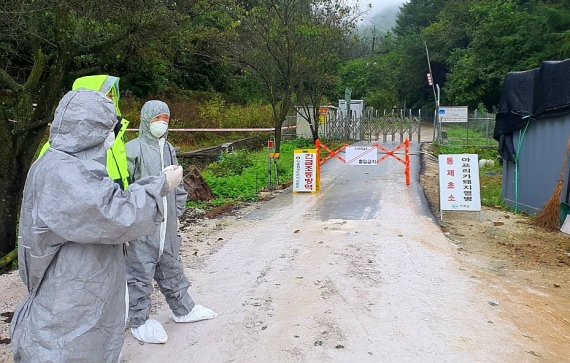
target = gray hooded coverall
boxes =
[11,90,169,362]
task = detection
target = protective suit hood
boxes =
[49,90,117,157]
[139,100,170,145]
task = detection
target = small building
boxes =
[295,105,338,139]
[338,99,365,119]
[494,59,570,214]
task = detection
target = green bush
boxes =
[479,164,507,208]
[207,151,253,177]
[202,138,317,202]
[198,96,273,129]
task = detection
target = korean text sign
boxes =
[346,146,378,166]
[293,149,318,192]
[438,154,481,211]
[438,106,468,123]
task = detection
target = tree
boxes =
[392,0,570,110]
[337,49,402,111]
[230,0,358,151]
[444,0,570,110]
[0,1,177,256]
[393,0,446,38]
[295,1,359,141]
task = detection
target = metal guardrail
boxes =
[126,126,297,132]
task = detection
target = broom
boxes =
[533,133,570,231]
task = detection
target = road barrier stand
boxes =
[314,138,411,187]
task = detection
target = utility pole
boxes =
[371,26,376,55]
[424,40,437,105]
[424,40,440,142]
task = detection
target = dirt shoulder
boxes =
[420,143,570,357]
[420,143,570,280]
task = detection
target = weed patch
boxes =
[199,138,314,203]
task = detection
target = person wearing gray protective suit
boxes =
[126,100,216,344]
[11,90,183,363]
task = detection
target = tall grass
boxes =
[121,93,274,151]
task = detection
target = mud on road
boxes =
[0,141,569,362]
[122,142,569,362]
[420,144,570,361]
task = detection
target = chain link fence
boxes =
[439,112,497,147]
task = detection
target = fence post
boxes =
[485,112,490,146]
[400,109,404,144]
[418,109,422,142]
[407,109,412,142]
[405,138,411,186]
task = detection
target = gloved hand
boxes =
[163,165,183,191]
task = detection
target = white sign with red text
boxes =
[293,149,318,192]
[438,154,481,211]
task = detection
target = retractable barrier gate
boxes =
[314,139,411,187]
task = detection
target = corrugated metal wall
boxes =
[503,114,570,214]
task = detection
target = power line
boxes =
[358,16,391,33]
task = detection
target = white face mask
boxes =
[149,121,168,138]
[104,132,116,150]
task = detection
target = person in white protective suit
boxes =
[10,90,183,363]
[126,100,216,344]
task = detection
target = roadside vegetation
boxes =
[188,138,314,209]
[185,138,358,215]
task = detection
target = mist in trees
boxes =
[341,0,570,112]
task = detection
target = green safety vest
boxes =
[38,75,130,189]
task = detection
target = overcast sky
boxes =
[354,0,408,32]
[365,0,408,14]
[349,0,409,34]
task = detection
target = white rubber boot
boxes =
[170,305,217,323]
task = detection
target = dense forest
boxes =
[1,0,569,255]
[349,0,570,112]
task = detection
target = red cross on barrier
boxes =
[315,139,348,166]
[373,139,411,186]
[315,139,411,186]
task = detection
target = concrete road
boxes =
[122,142,541,362]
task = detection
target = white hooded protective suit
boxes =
[125,100,195,328]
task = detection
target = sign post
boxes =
[438,154,481,221]
[344,87,352,118]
